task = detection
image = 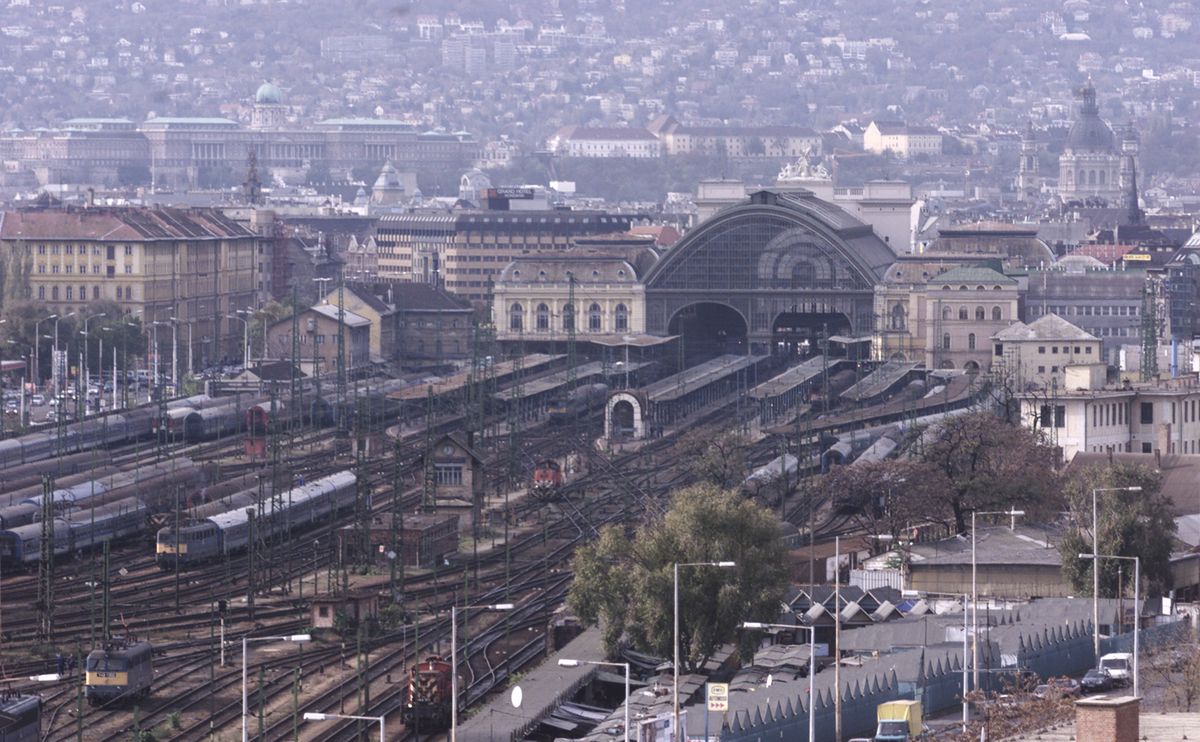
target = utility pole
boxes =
[355,387,371,572]
[336,272,347,432]
[291,283,300,447]
[37,474,54,642]
[566,275,577,392]
[422,386,436,512]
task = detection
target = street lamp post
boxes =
[674,561,735,742]
[558,658,631,741]
[451,603,514,742]
[971,508,1024,689]
[167,317,180,392]
[52,312,72,397]
[302,711,385,741]
[33,314,56,390]
[1080,552,1140,697]
[1090,487,1142,658]
[81,313,106,399]
[242,634,310,742]
[741,623,815,742]
[227,313,250,369]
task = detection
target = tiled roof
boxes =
[0,206,253,241]
[310,303,371,327]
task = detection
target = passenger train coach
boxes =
[156,471,357,569]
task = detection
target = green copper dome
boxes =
[255,82,283,104]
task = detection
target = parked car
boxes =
[1034,678,1081,699]
[1080,668,1115,693]
[30,394,45,406]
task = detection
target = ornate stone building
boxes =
[1057,80,1124,205]
[0,84,479,188]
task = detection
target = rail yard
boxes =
[0,346,981,742]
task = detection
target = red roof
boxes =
[1072,244,1137,264]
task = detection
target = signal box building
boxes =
[336,512,459,569]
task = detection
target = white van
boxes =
[1098,652,1133,684]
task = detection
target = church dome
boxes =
[255,82,283,104]
[1064,79,1114,153]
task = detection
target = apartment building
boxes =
[0,205,259,365]
[373,209,639,303]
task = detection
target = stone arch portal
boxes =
[605,391,645,441]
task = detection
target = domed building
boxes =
[1057,79,1124,205]
[251,81,286,130]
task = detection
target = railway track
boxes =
[17,376,762,740]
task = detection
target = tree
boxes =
[248,299,299,359]
[1146,641,1200,712]
[567,483,789,669]
[811,459,951,538]
[1058,463,1176,597]
[675,427,750,488]
[919,411,1060,533]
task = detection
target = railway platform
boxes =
[455,626,605,741]
[748,355,850,424]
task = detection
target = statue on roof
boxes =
[777,146,830,182]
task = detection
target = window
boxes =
[942,333,951,350]
[536,303,549,331]
[992,306,1002,321]
[79,285,85,300]
[1142,442,1153,453]
[942,306,951,321]
[37,286,44,299]
[588,303,602,331]
[51,286,58,300]
[106,246,114,260]
[958,307,968,320]
[434,463,464,486]
[1038,346,1045,354]
[994,343,1003,356]
[968,333,976,350]
[65,286,73,300]
[562,303,574,331]
[509,302,523,331]
[1038,366,1045,373]
[975,306,985,321]
[93,287,99,299]
[65,245,73,255]
[124,245,133,256]
[315,334,325,345]
[124,265,132,274]
[1141,403,1154,425]
[37,245,45,255]
[1039,404,1065,428]
[318,606,329,618]
[889,303,906,330]
[615,304,628,331]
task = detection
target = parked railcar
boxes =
[530,460,564,500]
[156,490,259,569]
[402,656,454,730]
[246,397,331,437]
[0,518,72,565]
[183,402,244,443]
[84,641,153,706]
[65,498,148,551]
[547,383,609,424]
[0,694,41,742]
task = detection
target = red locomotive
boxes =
[402,655,454,730]
[531,459,564,500]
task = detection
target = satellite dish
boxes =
[511,685,523,709]
[765,674,774,688]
